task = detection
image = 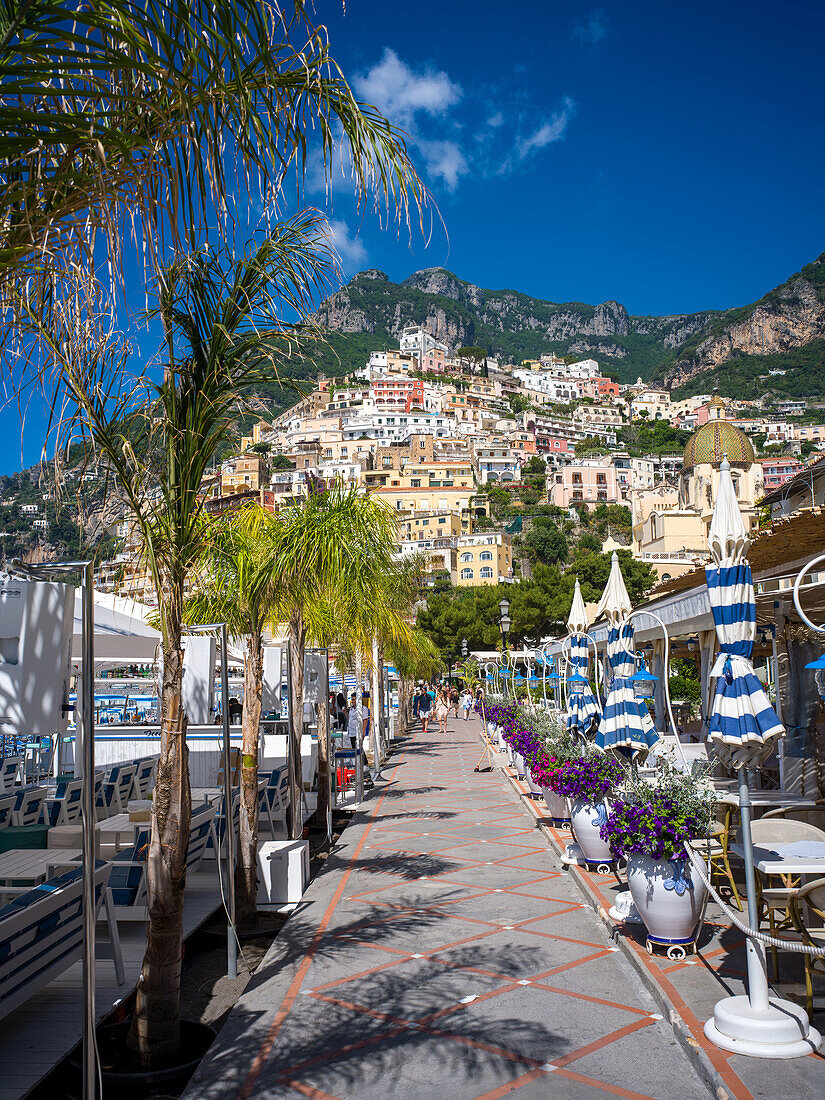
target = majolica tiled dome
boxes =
[682,400,754,471]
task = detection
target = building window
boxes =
[596,473,606,485]
[460,568,474,580]
[411,479,421,488]
[572,473,582,484]
[572,490,583,501]
[597,491,607,501]
[480,551,493,561]
[480,567,493,579]
[460,552,473,562]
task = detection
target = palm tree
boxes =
[37,219,332,1064]
[266,485,399,837]
[0,0,425,323]
[183,504,281,930]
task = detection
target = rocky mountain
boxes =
[313,253,825,396]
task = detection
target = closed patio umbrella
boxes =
[703,458,820,1057]
[595,553,659,760]
[566,578,600,740]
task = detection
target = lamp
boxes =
[499,598,511,654]
[629,658,659,700]
[566,671,589,696]
[461,638,468,658]
[804,653,825,701]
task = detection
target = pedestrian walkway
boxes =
[186,716,712,1099]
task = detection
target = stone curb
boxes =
[492,745,730,1100]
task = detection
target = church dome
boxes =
[682,410,754,471]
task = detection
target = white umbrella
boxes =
[595,554,658,760]
[566,579,600,740]
[703,458,820,1057]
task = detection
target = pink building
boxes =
[548,461,619,509]
[758,456,803,491]
[535,433,570,454]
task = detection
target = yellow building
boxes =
[454,532,512,586]
[398,510,463,543]
[632,397,762,580]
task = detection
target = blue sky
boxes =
[3,0,825,472]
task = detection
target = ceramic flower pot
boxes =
[626,854,707,949]
[569,799,614,864]
[541,788,570,823]
[513,752,526,777]
[526,774,542,796]
[486,721,497,738]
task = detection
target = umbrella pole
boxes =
[737,766,770,1012]
[704,761,821,1056]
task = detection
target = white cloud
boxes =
[327,219,368,271]
[417,139,469,191]
[573,11,608,47]
[486,111,505,129]
[515,97,576,161]
[354,48,462,129]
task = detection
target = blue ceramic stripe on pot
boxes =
[626,854,708,944]
[570,799,614,864]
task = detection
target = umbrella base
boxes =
[705,995,821,1058]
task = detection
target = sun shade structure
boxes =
[703,459,820,1059]
[594,554,659,760]
[705,459,783,766]
[565,579,600,740]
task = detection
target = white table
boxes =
[732,841,825,877]
[0,848,83,887]
[97,813,141,851]
[716,791,818,809]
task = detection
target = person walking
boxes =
[435,687,449,735]
[460,688,473,720]
[450,686,460,717]
[418,684,433,733]
[346,692,360,750]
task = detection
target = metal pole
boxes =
[737,765,771,1011]
[324,649,332,845]
[81,561,96,1100]
[285,639,302,838]
[219,624,237,980]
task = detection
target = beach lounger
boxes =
[0,861,123,1021]
[0,755,23,792]
[109,803,216,920]
[45,778,83,827]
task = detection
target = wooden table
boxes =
[0,848,82,888]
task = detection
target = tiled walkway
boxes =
[186,716,712,1099]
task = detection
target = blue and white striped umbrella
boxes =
[594,554,659,760]
[566,633,600,739]
[705,460,784,767]
[565,578,600,738]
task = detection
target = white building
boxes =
[399,324,448,359]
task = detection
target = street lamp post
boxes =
[461,638,468,659]
[498,598,511,696]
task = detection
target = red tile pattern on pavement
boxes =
[496,733,825,1100]
[232,719,714,1100]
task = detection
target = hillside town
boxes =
[85,321,825,605]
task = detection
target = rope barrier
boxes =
[682,840,825,956]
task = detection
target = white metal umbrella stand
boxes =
[702,460,821,1058]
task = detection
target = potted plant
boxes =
[601,768,712,949]
[527,726,580,823]
[553,754,623,865]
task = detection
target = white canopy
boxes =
[567,578,589,634]
[72,589,161,664]
[708,457,749,566]
[595,552,632,626]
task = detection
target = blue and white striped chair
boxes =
[0,861,121,1020]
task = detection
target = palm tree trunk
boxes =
[128,630,191,1064]
[288,610,305,840]
[236,635,262,929]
